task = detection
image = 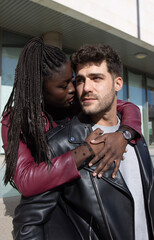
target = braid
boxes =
[3,37,67,185]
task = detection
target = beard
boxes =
[80,86,116,117]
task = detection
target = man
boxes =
[13,44,154,240]
[68,44,154,239]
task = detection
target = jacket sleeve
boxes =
[117,99,142,140]
[1,118,80,197]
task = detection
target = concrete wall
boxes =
[0,196,20,240]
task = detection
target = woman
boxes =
[1,37,141,198]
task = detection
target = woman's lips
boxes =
[67,97,74,103]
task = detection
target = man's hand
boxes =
[88,131,128,178]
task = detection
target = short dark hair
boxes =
[71,44,123,77]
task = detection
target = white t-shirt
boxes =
[92,118,149,240]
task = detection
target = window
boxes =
[128,71,147,138]
[147,78,154,147]
[0,47,22,153]
[117,67,127,100]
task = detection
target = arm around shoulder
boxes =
[117,99,142,142]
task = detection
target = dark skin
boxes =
[43,61,128,178]
[88,132,127,178]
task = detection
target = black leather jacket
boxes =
[13,113,154,240]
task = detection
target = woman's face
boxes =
[43,61,75,108]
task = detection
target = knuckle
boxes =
[106,143,111,149]
[98,153,104,159]
[106,162,111,168]
[110,149,116,155]
[98,163,104,170]
[99,159,106,166]
[98,162,105,170]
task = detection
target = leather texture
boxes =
[1,99,141,196]
[13,113,154,240]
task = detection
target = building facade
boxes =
[0,0,154,239]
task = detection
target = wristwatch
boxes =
[117,130,132,141]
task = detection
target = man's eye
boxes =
[93,77,102,80]
[76,78,84,83]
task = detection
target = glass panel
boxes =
[128,71,147,139]
[117,67,127,100]
[117,81,127,100]
[147,78,154,147]
[2,47,22,86]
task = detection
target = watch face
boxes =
[123,130,132,140]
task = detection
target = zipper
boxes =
[148,181,154,237]
[90,173,113,240]
[135,143,154,238]
[89,216,93,240]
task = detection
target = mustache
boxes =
[80,93,98,100]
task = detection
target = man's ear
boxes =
[114,77,123,92]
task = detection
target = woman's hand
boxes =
[88,131,128,178]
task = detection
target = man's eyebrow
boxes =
[75,74,83,79]
[88,73,105,77]
[75,73,105,78]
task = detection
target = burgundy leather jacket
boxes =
[1,99,141,197]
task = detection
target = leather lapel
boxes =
[135,138,154,198]
[84,164,132,198]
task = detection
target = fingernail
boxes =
[98,173,102,178]
[89,163,92,167]
[90,140,95,143]
[93,172,97,177]
[112,174,115,179]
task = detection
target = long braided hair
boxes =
[3,37,68,186]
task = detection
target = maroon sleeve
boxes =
[1,117,80,197]
[117,99,142,142]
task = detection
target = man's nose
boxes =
[83,79,93,92]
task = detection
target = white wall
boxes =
[140,0,154,46]
[51,0,138,37]
[32,0,154,47]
